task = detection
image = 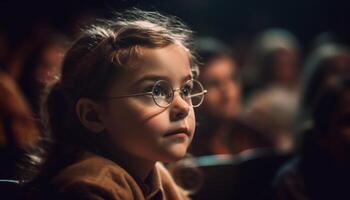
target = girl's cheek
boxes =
[128,100,166,122]
[188,109,196,132]
[143,114,169,134]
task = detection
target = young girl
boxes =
[26,9,206,200]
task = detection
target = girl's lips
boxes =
[163,127,190,137]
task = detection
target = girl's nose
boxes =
[169,93,190,121]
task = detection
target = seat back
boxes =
[0,179,22,200]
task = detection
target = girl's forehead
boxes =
[124,45,192,81]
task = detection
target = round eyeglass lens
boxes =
[152,80,173,108]
[183,80,205,107]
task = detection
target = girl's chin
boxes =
[161,148,188,163]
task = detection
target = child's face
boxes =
[101,44,196,163]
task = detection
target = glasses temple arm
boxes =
[189,90,207,98]
[106,92,153,99]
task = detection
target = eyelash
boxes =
[143,85,154,93]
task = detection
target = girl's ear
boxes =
[76,98,105,133]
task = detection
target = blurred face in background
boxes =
[324,55,350,82]
[200,56,240,120]
[271,48,298,87]
[34,44,65,88]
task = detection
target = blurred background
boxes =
[1,0,350,72]
[1,1,350,199]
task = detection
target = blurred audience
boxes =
[17,34,69,119]
[272,43,350,200]
[242,29,301,154]
[0,71,40,181]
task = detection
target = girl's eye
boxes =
[153,85,167,97]
[181,84,193,97]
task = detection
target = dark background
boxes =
[1,0,349,55]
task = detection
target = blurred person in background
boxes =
[272,43,350,200]
[17,33,69,120]
[189,37,241,156]
[244,28,301,97]
[273,76,350,200]
[244,90,296,153]
[242,28,301,154]
[0,70,40,182]
[297,43,350,131]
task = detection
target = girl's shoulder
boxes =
[50,152,142,199]
[45,154,190,200]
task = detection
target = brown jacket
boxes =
[49,152,190,200]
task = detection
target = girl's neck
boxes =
[116,152,155,181]
[97,143,155,181]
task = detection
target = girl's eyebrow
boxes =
[132,74,193,86]
[182,74,193,82]
[133,75,171,86]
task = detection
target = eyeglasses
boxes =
[106,79,207,108]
